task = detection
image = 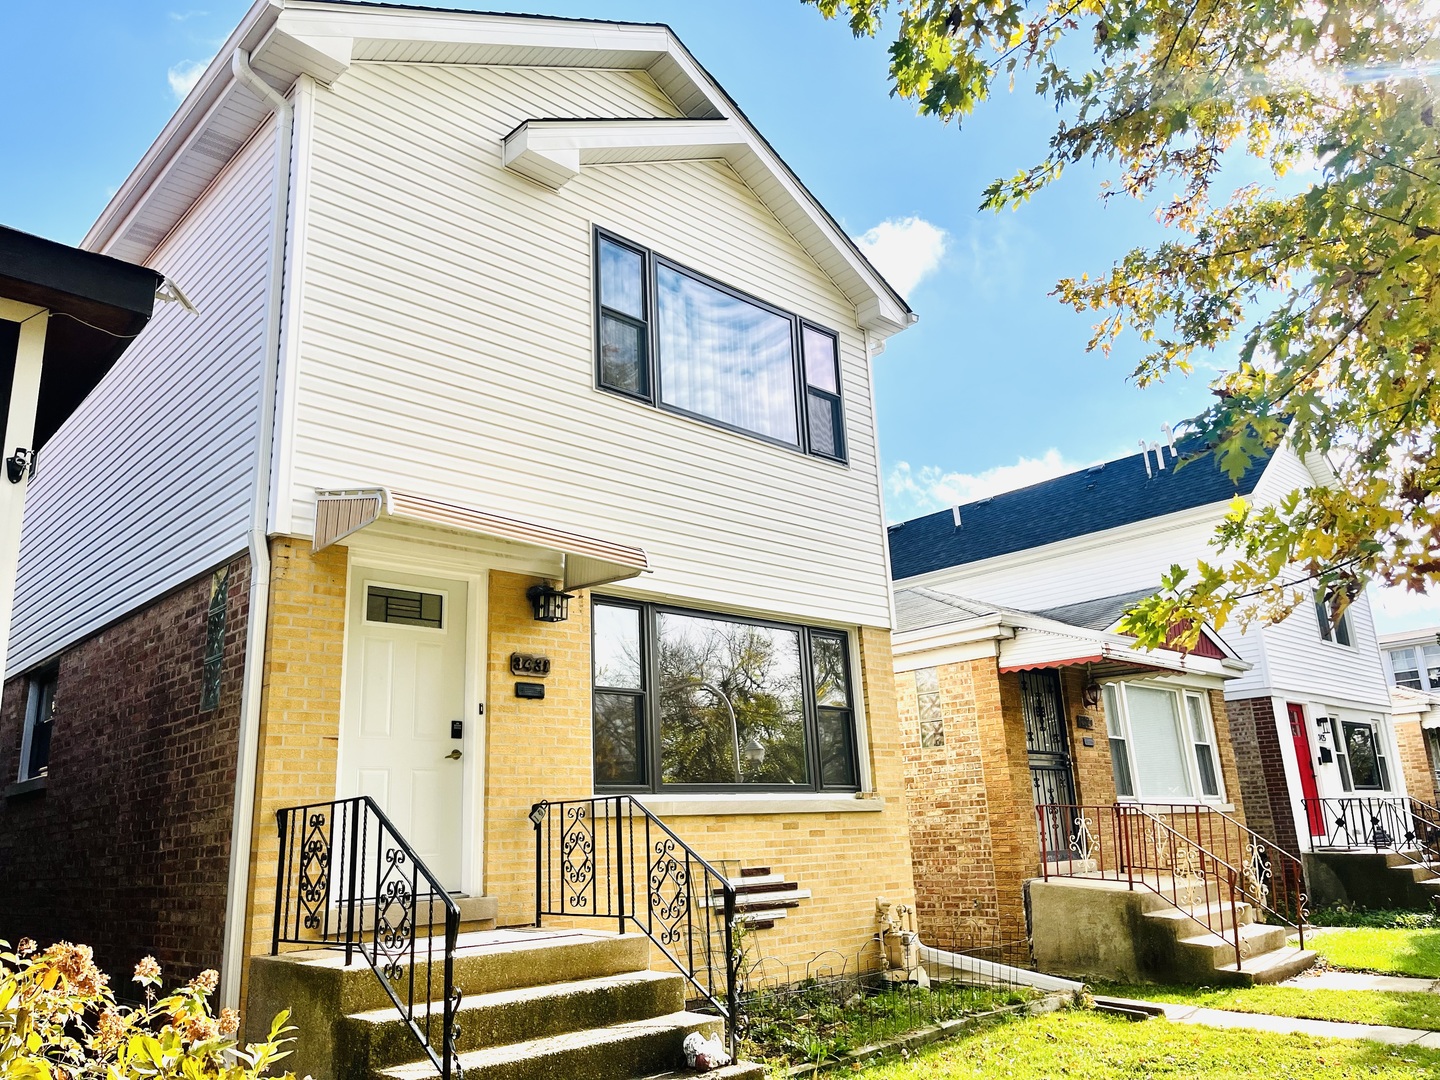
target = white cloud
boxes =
[1369,585,1440,636]
[167,57,210,100]
[169,9,209,20]
[887,449,1089,521]
[853,216,948,299]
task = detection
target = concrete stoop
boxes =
[1027,877,1317,986]
[246,928,761,1080]
[1304,849,1440,911]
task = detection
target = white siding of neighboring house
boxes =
[280,62,893,628]
[6,121,275,675]
[913,444,1393,710]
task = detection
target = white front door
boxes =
[342,568,468,891]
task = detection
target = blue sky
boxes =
[3,1,1433,632]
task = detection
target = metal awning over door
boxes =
[312,488,651,591]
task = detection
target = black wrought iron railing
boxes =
[273,797,462,1080]
[529,796,739,1052]
[1304,795,1440,868]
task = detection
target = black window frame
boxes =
[592,227,848,464]
[20,665,58,782]
[1341,719,1386,790]
[590,597,861,794]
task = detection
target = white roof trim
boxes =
[503,118,749,190]
[81,0,914,338]
[313,487,650,592]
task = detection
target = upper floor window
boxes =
[1102,681,1224,803]
[594,229,846,462]
[19,667,58,781]
[1314,593,1353,647]
[1390,647,1423,690]
[591,598,859,793]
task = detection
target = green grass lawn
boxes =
[850,1009,1440,1079]
[1307,927,1440,978]
[1095,981,1440,1030]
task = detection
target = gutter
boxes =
[220,48,293,1010]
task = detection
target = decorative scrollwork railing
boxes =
[1304,795,1440,870]
[529,796,739,1053]
[273,797,461,1080]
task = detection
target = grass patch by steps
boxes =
[740,980,1033,1069]
[850,1009,1440,1079]
[1308,927,1440,979]
[1095,981,1440,1030]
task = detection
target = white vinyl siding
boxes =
[6,123,274,675]
[284,62,892,627]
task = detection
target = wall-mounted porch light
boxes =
[1081,667,1102,709]
[526,582,573,622]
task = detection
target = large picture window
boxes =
[1103,681,1225,803]
[594,228,846,461]
[591,598,859,792]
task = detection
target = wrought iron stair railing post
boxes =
[530,796,740,1055]
[1304,795,1440,870]
[273,797,463,1080]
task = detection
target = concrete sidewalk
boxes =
[1097,996,1440,1048]
[1281,969,1440,994]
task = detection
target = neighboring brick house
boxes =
[1378,629,1440,807]
[887,434,1405,941]
[1,0,919,1021]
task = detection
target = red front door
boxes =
[1288,703,1324,836]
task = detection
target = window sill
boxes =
[4,776,47,800]
[633,792,886,817]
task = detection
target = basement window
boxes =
[19,667,58,781]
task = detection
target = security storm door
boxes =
[342,569,468,891]
[1021,670,1079,857]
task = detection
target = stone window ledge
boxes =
[632,793,886,817]
[3,776,47,799]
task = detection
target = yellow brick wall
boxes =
[241,538,348,988]
[241,558,916,988]
[1395,718,1437,806]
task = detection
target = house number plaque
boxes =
[510,652,552,677]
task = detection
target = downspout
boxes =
[220,48,293,1010]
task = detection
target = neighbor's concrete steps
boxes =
[1028,875,1317,986]
[247,928,758,1080]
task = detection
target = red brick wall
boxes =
[0,556,249,985]
[1227,696,1298,855]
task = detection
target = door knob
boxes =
[445,749,462,760]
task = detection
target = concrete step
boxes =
[376,1011,723,1080]
[250,930,652,1018]
[341,970,686,1071]
[1237,946,1319,985]
[1176,920,1287,961]
[639,1063,765,1080]
[1144,899,1256,934]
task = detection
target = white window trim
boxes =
[1108,680,1227,806]
[1337,716,1393,792]
[17,669,57,783]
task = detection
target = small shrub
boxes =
[1308,905,1439,929]
[0,938,299,1080]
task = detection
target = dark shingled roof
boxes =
[888,440,1271,581]
[1030,588,1157,631]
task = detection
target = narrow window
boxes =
[1102,683,1134,798]
[1185,693,1221,798]
[915,666,943,749]
[591,602,647,787]
[1342,720,1384,789]
[1315,593,1353,647]
[200,566,230,711]
[801,324,845,461]
[596,236,649,398]
[812,631,857,786]
[1390,647,1423,690]
[19,667,58,781]
[1333,718,1354,790]
[1423,644,1440,691]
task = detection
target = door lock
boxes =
[445,749,463,760]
